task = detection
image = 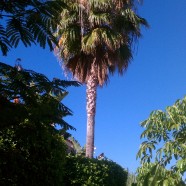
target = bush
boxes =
[0,123,66,186]
[64,156,128,186]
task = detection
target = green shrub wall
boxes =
[64,156,128,186]
[0,123,66,186]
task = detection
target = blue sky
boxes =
[1,1,186,173]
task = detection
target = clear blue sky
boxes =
[1,1,186,173]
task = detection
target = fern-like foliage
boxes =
[0,61,80,130]
[0,0,67,55]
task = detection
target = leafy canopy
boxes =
[136,96,186,185]
[0,0,67,55]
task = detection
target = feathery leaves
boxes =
[0,0,67,56]
[0,62,80,130]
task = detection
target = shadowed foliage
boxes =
[0,62,80,130]
[0,62,80,185]
[0,0,67,55]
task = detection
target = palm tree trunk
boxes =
[86,65,98,158]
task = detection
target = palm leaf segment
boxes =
[55,0,148,86]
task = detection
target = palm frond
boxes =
[89,0,112,9]
[121,8,149,36]
[115,44,132,73]
[89,11,111,26]
[82,27,123,54]
[66,52,94,83]
[55,24,81,59]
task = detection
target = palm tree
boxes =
[55,0,148,158]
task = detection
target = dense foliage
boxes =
[0,120,66,186]
[0,62,80,185]
[136,96,186,185]
[64,155,128,186]
[0,0,67,55]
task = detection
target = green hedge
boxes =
[64,156,128,186]
[0,123,66,186]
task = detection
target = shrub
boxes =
[64,155,128,186]
[0,123,66,186]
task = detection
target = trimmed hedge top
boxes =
[64,156,128,186]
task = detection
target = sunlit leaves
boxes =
[89,0,112,10]
[136,163,185,186]
[56,25,81,59]
[136,96,186,185]
[89,11,111,27]
[82,27,123,54]
[64,155,128,186]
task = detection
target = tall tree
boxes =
[55,0,148,158]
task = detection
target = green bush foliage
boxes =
[0,123,66,186]
[64,155,128,186]
[136,96,186,185]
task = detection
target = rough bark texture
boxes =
[85,65,98,158]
